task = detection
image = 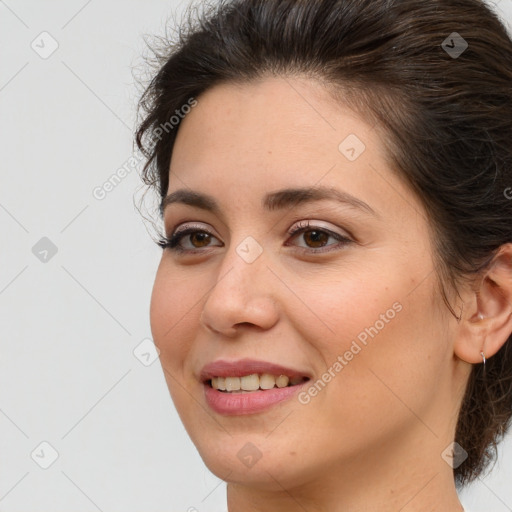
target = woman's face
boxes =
[150,77,463,491]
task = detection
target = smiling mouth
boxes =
[207,374,310,393]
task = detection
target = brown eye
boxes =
[302,229,330,248]
[287,221,353,253]
[189,232,212,248]
[158,226,223,252]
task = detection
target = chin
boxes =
[188,431,311,490]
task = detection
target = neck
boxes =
[226,427,464,512]
[227,468,463,512]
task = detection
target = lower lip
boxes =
[204,381,309,415]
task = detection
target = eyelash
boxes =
[157,220,353,254]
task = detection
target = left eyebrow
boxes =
[262,185,379,217]
[160,185,379,218]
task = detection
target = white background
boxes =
[1,1,511,511]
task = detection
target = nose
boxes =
[199,239,280,337]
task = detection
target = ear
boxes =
[454,243,512,364]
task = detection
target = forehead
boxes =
[171,78,374,176]
[167,77,422,225]
[172,76,376,158]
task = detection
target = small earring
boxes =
[480,351,486,365]
[477,313,484,320]
[456,302,464,323]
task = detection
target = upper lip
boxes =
[199,358,312,382]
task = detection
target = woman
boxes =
[135,0,512,510]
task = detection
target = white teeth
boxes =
[240,374,260,391]
[259,373,276,389]
[225,376,241,391]
[211,377,226,390]
[275,375,289,388]
[211,374,304,392]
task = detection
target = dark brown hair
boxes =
[135,0,512,487]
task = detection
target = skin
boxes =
[149,76,512,512]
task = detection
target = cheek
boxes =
[286,270,402,361]
[149,265,205,419]
[149,263,200,366]
[297,252,439,367]
[290,268,443,426]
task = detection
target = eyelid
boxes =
[287,219,350,238]
[171,221,219,237]
[284,220,354,254]
[169,220,349,240]
[161,218,355,253]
